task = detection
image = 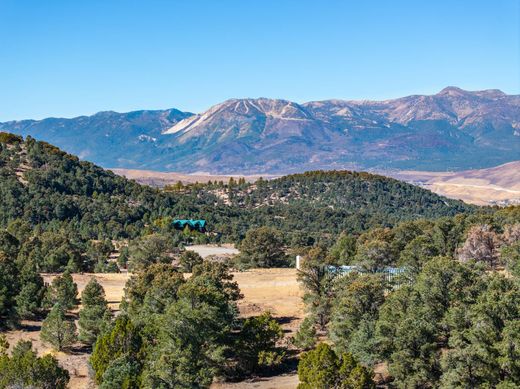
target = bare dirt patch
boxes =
[187,244,240,259]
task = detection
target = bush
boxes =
[0,339,69,388]
[0,132,23,144]
[292,316,317,350]
[298,343,374,389]
[236,312,285,374]
[178,250,203,272]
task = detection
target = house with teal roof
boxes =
[172,219,207,233]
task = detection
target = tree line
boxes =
[1,133,473,250]
[294,206,520,388]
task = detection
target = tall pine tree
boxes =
[78,278,112,345]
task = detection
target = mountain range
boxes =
[1,87,519,174]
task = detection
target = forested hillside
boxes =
[1,133,519,388]
[0,133,472,246]
[226,170,470,228]
[296,205,520,388]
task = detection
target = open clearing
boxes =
[187,244,240,258]
[4,268,303,389]
[111,168,277,188]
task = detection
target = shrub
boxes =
[292,316,317,350]
[236,312,285,374]
[178,250,203,272]
[0,339,69,388]
[298,343,374,389]
[0,132,23,144]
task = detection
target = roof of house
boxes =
[172,219,207,229]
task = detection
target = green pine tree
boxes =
[292,316,317,350]
[41,304,77,351]
[78,278,112,345]
[178,250,203,272]
[15,263,46,318]
[44,271,78,310]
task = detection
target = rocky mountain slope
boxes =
[0,109,191,168]
[2,87,519,173]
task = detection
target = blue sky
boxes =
[1,0,519,120]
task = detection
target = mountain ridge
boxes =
[1,87,519,173]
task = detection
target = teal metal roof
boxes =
[172,219,206,229]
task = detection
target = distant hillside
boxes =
[218,170,473,233]
[112,161,520,206]
[1,87,519,173]
[111,168,274,187]
[0,133,473,243]
[389,161,520,206]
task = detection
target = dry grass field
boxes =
[389,161,520,205]
[111,168,277,187]
[4,268,303,389]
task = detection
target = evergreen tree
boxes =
[498,320,520,384]
[330,275,386,365]
[503,242,520,278]
[117,246,130,269]
[99,355,141,389]
[0,251,20,327]
[78,278,112,345]
[236,312,285,374]
[178,250,203,272]
[44,271,78,310]
[0,339,69,388]
[90,315,143,385]
[354,240,394,272]
[292,316,317,350]
[297,246,336,329]
[298,343,374,389]
[127,234,177,271]
[328,232,357,265]
[398,235,439,276]
[123,263,185,316]
[238,227,287,268]
[0,230,19,258]
[41,304,77,351]
[15,262,46,318]
[142,263,241,387]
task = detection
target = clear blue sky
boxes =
[1,0,519,121]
